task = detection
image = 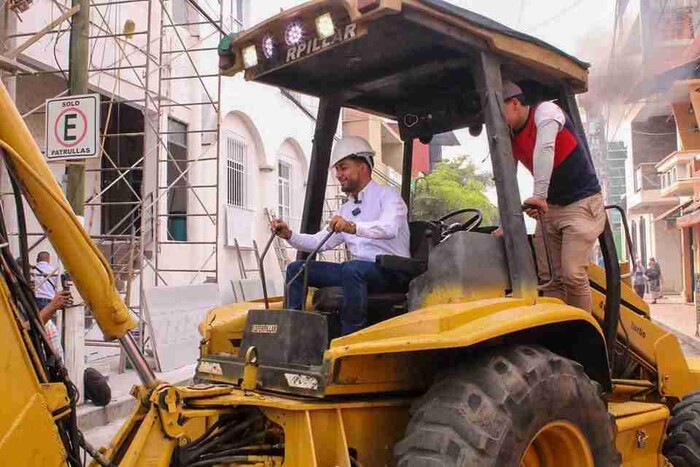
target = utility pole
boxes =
[66,0,89,215]
[65,0,89,401]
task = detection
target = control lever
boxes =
[522,203,554,291]
[604,205,636,279]
[283,230,335,311]
[258,232,277,310]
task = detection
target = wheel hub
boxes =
[520,420,594,467]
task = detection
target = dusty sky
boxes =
[440,0,618,223]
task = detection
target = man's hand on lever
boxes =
[328,215,357,235]
[270,219,292,240]
[522,196,548,219]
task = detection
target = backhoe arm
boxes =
[0,81,135,339]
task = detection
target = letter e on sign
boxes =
[45,94,100,161]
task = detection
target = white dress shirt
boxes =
[287,180,410,262]
[33,261,58,300]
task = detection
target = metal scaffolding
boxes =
[2,0,228,371]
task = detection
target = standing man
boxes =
[33,251,58,310]
[39,291,72,359]
[31,251,71,359]
[502,81,606,312]
[646,257,662,304]
[632,259,647,299]
[271,136,411,336]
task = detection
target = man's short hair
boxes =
[37,251,50,262]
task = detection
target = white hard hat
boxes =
[330,136,375,170]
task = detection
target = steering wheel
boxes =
[437,208,483,238]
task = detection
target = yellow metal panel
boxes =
[325,298,602,358]
[589,264,650,318]
[341,405,409,466]
[610,402,669,467]
[263,401,409,466]
[590,268,700,398]
[0,393,66,466]
[308,410,351,467]
[264,409,319,467]
[656,332,700,397]
[0,275,66,464]
[608,402,667,419]
[118,408,159,467]
[0,81,135,339]
[41,383,70,418]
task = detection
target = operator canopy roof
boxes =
[221,0,589,140]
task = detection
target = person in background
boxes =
[632,259,646,299]
[33,251,58,310]
[645,257,662,304]
[30,251,70,358]
[39,291,72,359]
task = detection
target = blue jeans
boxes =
[285,260,410,336]
[35,297,52,310]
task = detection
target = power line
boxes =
[526,0,584,31]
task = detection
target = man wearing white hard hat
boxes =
[271,136,410,336]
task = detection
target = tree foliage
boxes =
[412,156,498,225]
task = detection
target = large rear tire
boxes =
[394,345,620,467]
[663,390,700,467]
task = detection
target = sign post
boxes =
[45,94,100,161]
[45,93,98,403]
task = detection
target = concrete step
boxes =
[77,363,196,432]
[82,416,130,456]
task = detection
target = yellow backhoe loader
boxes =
[2,1,700,466]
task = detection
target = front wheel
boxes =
[394,345,620,466]
[663,390,700,466]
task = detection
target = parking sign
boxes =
[45,94,100,160]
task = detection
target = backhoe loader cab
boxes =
[63,1,700,466]
[190,2,700,466]
[5,1,700,466]
[203,0,616,392]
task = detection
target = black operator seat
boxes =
[312,220,438,323]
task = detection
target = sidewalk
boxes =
[648,294,700,354]
[77,360,196,432]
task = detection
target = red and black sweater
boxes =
[510,104,601,206]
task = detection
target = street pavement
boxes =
[648,295,700,357]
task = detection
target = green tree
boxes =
[412,156,498,225]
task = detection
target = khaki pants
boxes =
[533,193,606,312]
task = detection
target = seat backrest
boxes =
[409,220,438,261]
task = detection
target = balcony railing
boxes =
[656,151,700,197]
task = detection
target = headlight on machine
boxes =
[242,45,258,68]
[315,12,335,40]
[285,20,304,46]
[262,34,275,59]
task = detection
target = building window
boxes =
[227,135,248,208]
[631,220,637,252]
[278,160,292,220]
[172,0,190,24]
[167,119,188,242]
[231,0,245,32]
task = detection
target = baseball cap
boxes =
[503,80,523,101]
